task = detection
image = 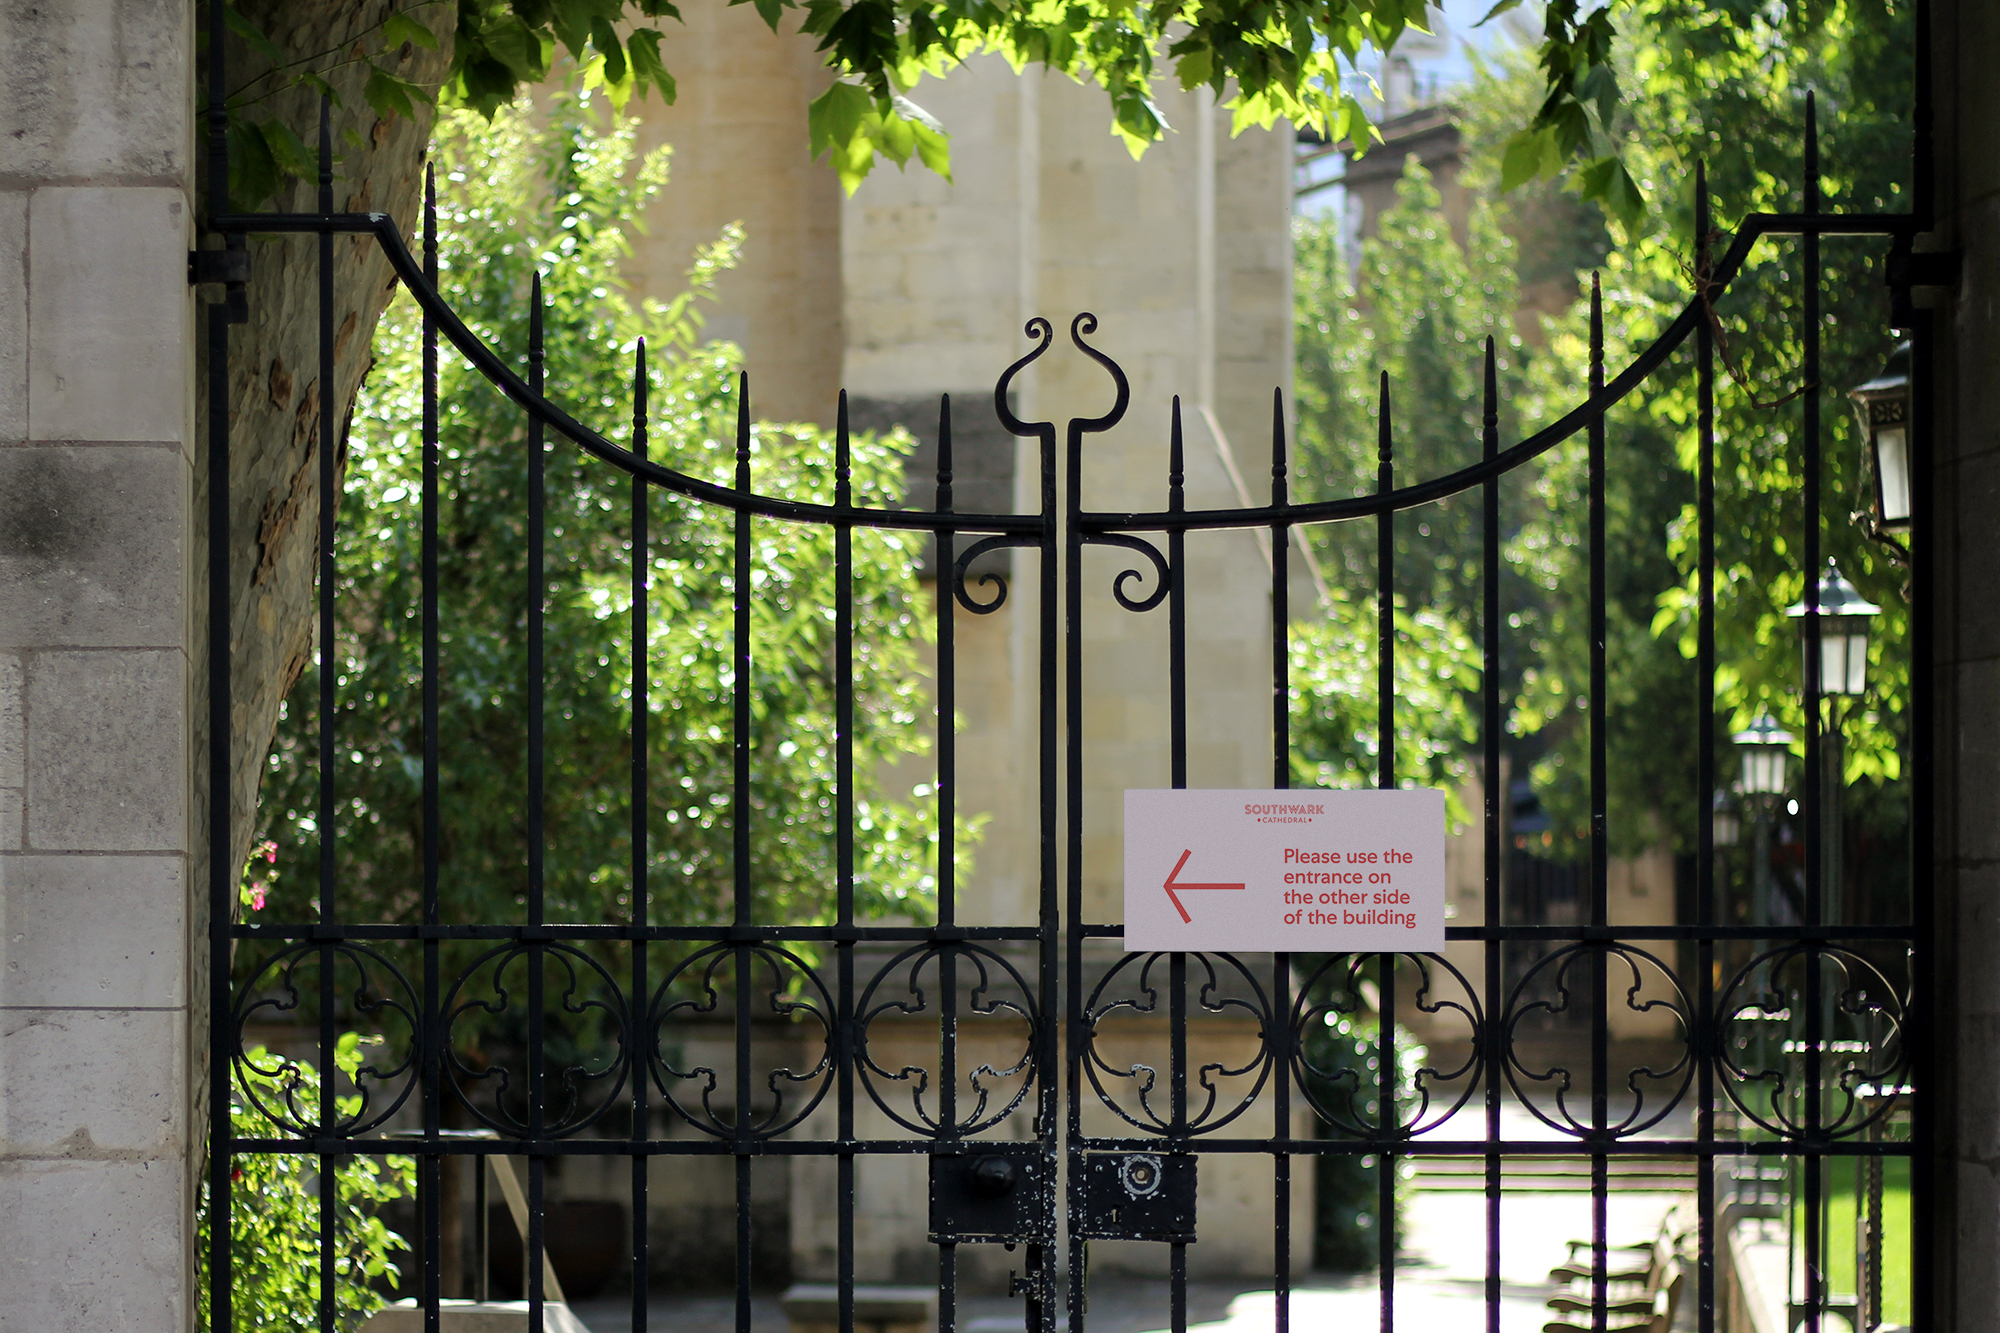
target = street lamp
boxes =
[1786,560,1882,697]
[1848,342,1911,532]
[1734,713,1794,796]
[1712,789,1741,848]
[1733,714,1792,929]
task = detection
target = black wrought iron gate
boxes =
[202,11,1936,1333]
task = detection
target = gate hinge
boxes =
[1885,238,1962,332]
[189,248,251,285]
[1886,247,1961,290]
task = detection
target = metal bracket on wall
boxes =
[1073,1153,1197,1243]
[189,244,250,323]
[1887,237,1963,329]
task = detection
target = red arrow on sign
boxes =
[1162,848,1246,924]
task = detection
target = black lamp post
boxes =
[1786,560,1880,927]
[1733,713,1793,926]
[1848,342,1911,533]
[1787,560,1882,698]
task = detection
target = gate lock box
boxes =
[929,1151,1054,1244]
[1076,1152,1196,1243]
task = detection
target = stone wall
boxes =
[1929,2,2000,1327]
[0,2,200,1329]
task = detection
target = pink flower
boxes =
[249,883,267,911]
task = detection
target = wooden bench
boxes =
[1544,1208,1689,1333]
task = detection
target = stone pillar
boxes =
[1930,2,2000,1327]
[0,3,199,1329]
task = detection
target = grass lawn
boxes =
[1792,1156,1911,1325]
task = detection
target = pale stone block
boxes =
[24,649,184,851]
[0,0,189,183]
[0,1007,183,1155]
[0,191,24,443]
[27,186,190,445]
[0,1158,185,1333]
[0,789,19,847]
[1,854,184,1007]
[0,650,18,785]
[0,446,186,647]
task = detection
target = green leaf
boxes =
[224,5,288,67]
[382,11,439,50]
[627,29,677,103]
[480,14,553,81]
[1576,154,1647,231]
[1474,0,1522,24]
[227,117,283,208]
[809,82,874,162]
[1499,127,1556,192]
[363,67,421,121]
[259,118,316,181]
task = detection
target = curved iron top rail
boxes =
[214,206,1915,534]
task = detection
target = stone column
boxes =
[1930,2,2000,1328]
[0,3,199,1329]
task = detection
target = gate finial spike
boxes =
[937,394,953,513]
[1482,337,1498,451]
[1169,396,1184,509]
[1804,89,1820,213]
[836,389,851,506]
[1589,274,1604,397]
[633,338,648,463]
[1271,385,1287,501]
[1377,371,1393,465]
[735,371,751,488]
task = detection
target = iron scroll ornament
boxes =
[645,941,837,1141]
[1716,943,1909,1139]
[1080,950,1275,1136]
[439,941,632,1138]
[855,942,1041,1137]
[231,941,421,1138]
[1500,941,1695,1138]
[1290,952,1483,1139]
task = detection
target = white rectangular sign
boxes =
[1122,789,1446,953]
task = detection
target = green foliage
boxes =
[1498,0,1914,858]
[255,87,950,934]
[210,0,1466,205]
[198,1048,415,1332]
[1296,967,1426,1270]
[1497,2,1915,245]
[1290,165,1535,811]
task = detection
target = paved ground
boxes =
[570,1187,1690,1333]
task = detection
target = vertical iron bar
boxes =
[1167,397,1188,1331]
[1588,277,1610,1333]
[935,395,958,1333]
[1801,92,1826,1333]
[1268,388,1292,1333]
[731,375,755,1333]
[475,1159,489,1302]
[1018,363,1055,1333]
[1907,290,1935,1333]
[1063,372,1086,1333]
[1480,338,1502,1333]
[836,392,858,1333]
[1695,167,1719,1333]
[1375,373,1396,1333]
[315,96,338,1333]
[631,341,651,1333]
[204,0,235,1321]
[421,165,443,1333]
[525,275,548,1333]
